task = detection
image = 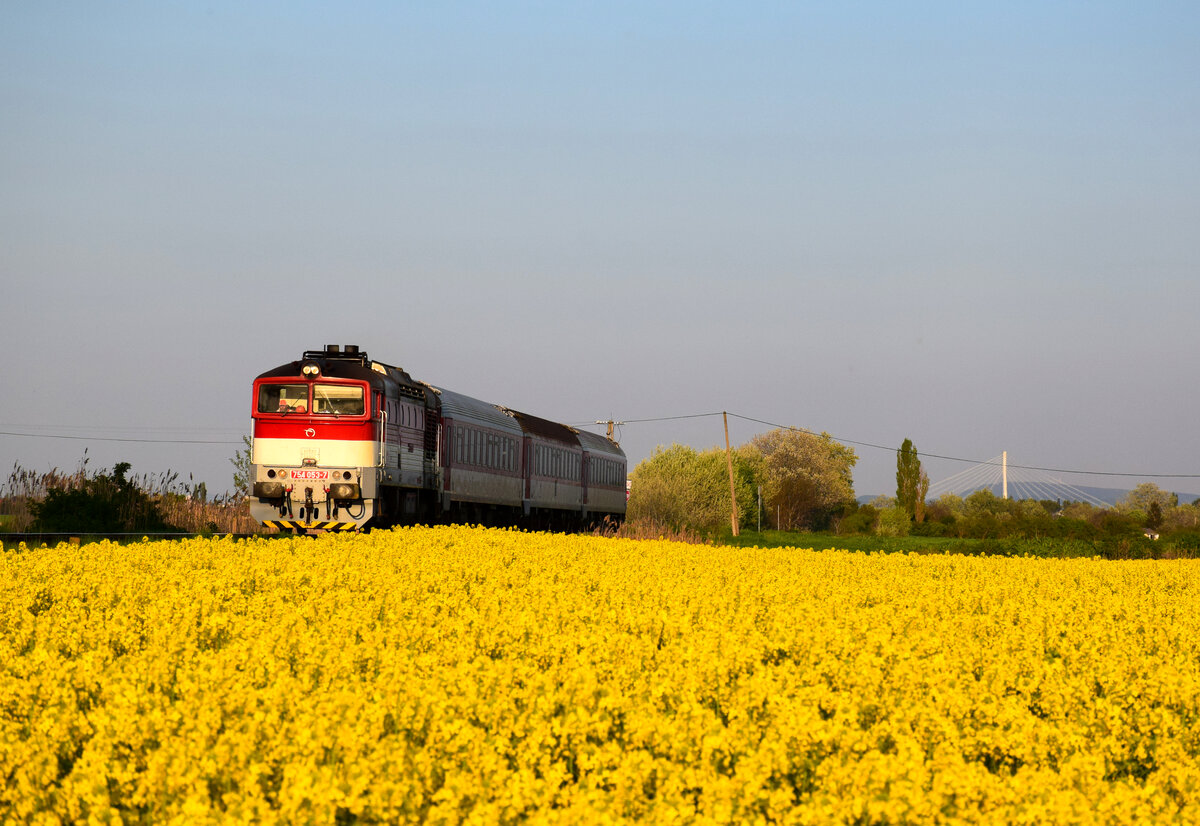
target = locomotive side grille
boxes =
[423,408,439,474]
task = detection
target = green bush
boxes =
[1165,531,1200,554]
[876,506,911,537]
[30,462,172,534]
[911,519,949,537]
[837,504,877,535]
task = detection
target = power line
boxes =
[574,412,723,426]
[2,423,239,433]
[726,413,897,453]
[0,432,243,444]
[6,412,1198,480]
[584,411,1200,481]
[727,413,1200,479]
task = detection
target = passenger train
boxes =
[249,345,627,533]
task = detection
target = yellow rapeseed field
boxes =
[4,526,1200,824]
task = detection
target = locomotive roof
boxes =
[255,346,421,392]
[253,345,422,386]
[256,359,378,383]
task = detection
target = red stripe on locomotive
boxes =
[253,419,376,441]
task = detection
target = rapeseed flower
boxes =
[2,528,1199,823]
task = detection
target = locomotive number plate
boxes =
[292,469,329,480]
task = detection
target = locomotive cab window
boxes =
[258,384,309,414]
[313,384,365,416]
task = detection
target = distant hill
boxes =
[858,485,1200,508]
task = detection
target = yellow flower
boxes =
[4,527,1200,823]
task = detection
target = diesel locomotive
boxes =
[249,345,627,533]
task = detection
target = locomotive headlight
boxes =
[253,481,284,499]
[329,482,360,500]
[301,363,320,378]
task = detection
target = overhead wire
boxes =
[7,408,1199,479]
[580,411,1200,481]
[0,430,243,445]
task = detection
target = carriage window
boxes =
[258,384,309,414]
[313,384,365,416]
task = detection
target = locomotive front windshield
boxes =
[258,384,309,414]
[312,384,365,416]
[257,382,366,416]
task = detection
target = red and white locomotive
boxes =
[249,345,627,532]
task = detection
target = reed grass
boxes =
[0,454,259,535]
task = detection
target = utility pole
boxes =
[724,411,739,536]
[595,419,623,445]
[1002,451,1008,499]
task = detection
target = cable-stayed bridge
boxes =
[926,453,1111,507]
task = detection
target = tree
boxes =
[877,506,911,537]
[1118,483,1177,515]
[918,472,930,522]
[625,444,694,530]
[1147,500,1164,531]
[925,493,964,535]
[895,438,929,523]
[749,429,857,530]
[231,435,252,499]
[626,443,758,533]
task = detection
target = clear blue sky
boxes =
[3,2,1198,500]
